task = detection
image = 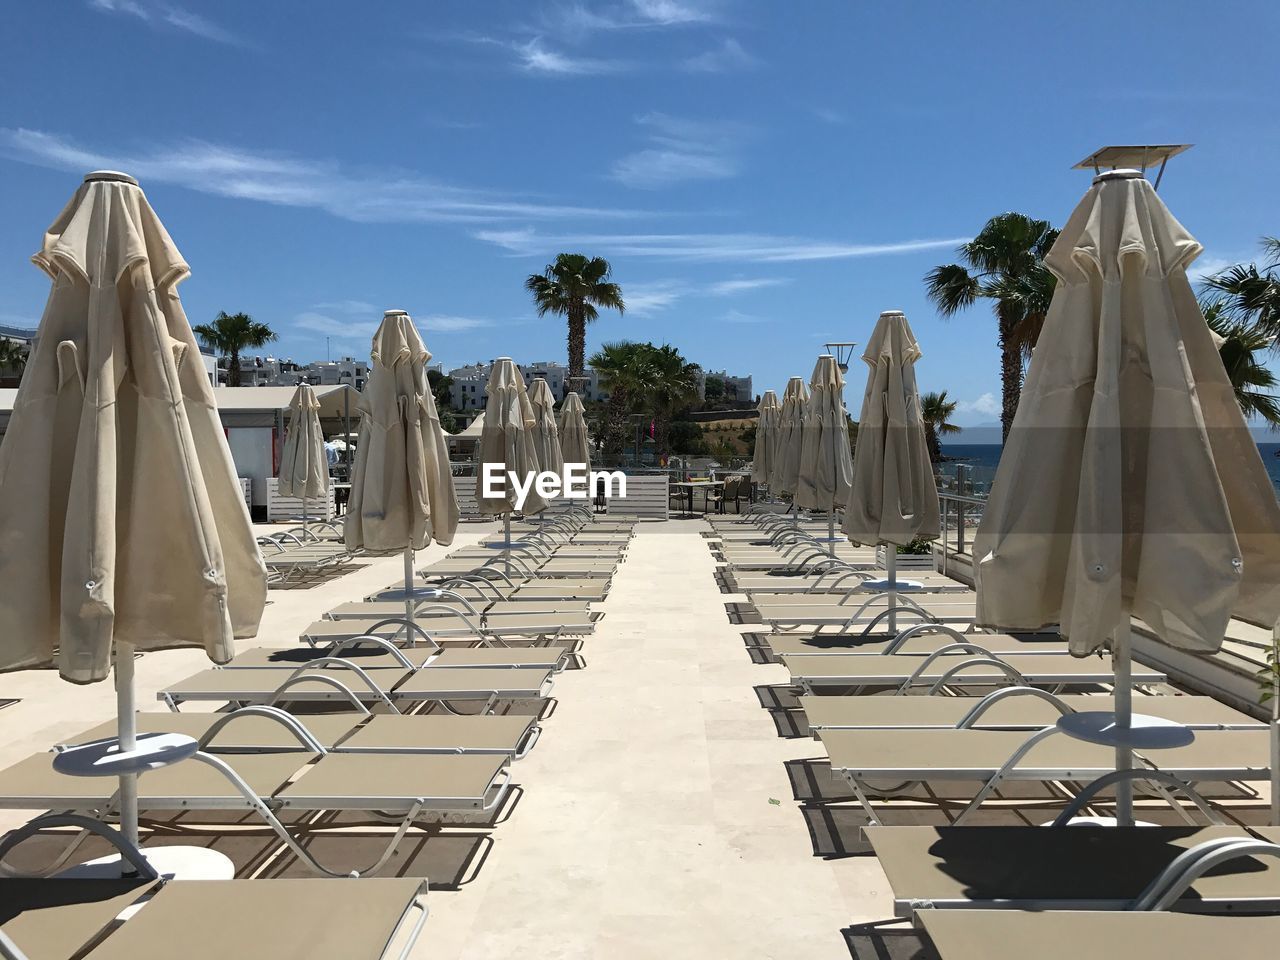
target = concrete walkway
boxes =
[425,521,887,958]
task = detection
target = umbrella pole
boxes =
[1113,622,1134,826]
[827,513,835,557]
[1271,624,1279,826]
[504,513,513,575]
[886,548,897,636]
[403,547,415,636]
[302,494,307,539]
[115,641,140,871]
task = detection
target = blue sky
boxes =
[1,0,1277,424]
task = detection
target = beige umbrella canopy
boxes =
[770,376,808,495]
[344,310,458,553]
[975,170,1280,653]
[795,355,853,512]
[528,377,564,476]
[476,358,547,516]
[974,170,1280,826]
[278,382,328,501]
[751,389,781,487]
[559,391,592,469]
[0,171,267,681]
[844,311,940,548]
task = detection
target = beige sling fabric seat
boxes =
[227,642,569,673]
[373,577,610,602]
[765,632,1068,659]
[420,557,615,578]
[329,599,593,619]
[159,665,555,714]
[307,609,599,640]
[757,596,979,633]
[730,571,967,594]
[869,824,1280,915]
[785,652,1164,693]
[0,877,431,960]
[65,710,540,757]
[916,910,1279,960]
[800,692,1262,733]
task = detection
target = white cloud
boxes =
[708,277,789,296]
[294,308,490,338]
[957,392,1000,417]
[475,228,969,263]
[683,38,756,73]
[610,112,749,189]
[0,128,654,225]
[629,0,716,25]
[1187,254,1238,283]
[517,37,625,75]
[87,0,243,46]
[623,280,689,315]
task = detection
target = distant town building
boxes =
[445,360,610,410]
[230,355,368,390]
[697,368,754,404]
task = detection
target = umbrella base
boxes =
[58,845,235,882]
[52,732,199,778]
[1057,711,1196,749]
[860,578,924,592]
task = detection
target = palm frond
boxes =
[924,264,982,316]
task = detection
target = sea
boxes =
[940,442,1280,498]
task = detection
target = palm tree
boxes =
[1202,302,1280,427]
[525,254,625,388]
[920,390,961,464]
[589,341,652,466]
[644,344,700,461]
[1200,238,1280,341]
[925,213,1059,442]
[192,311,277,387]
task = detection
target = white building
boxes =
[445,360,609,410]
[231,355,368,390]
[697,368,754,404]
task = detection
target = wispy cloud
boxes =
[708,277,789,296]
[475,228,969,263]
[611,112,749,189]
[294,306,491,338]
[1188,253,1241,283]
[88,0,244,46]
[957,392,1000,417]
[623,280,690,315]
[683,38,756,73]
[516,37,627,75]
[0,128,656,225]
[811,106,847,125]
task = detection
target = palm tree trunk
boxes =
[925,424,942,465]
[229,349,242,388]
[997,305,1022,444]
[567,303,586,385]
[604,389,628,465]
[655,412,671,463]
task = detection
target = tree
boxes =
[192,311,277,387]
[925,213,1059,442]
[1202,303,1280,428]
[644,344,701,461]
[589,341,653,465]
[668,420,708,455]
[1200,238,1280,341]
[921,390,961,464]
[703,374,726,406]
[525,254,625,388]
[427,369,456,411]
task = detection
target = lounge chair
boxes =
[822,727,1268,826]
[753,594,979,633]
[783,650,1163,694]
[159,662,555,716]
[914,910,1279,960]
[800,690,1262,733]
[304,608,599,643]
[371,574,610,602]
[327,598,595,620]
[728,570,968,594]
[227,635,570,673]
[764,629,1067,660]
[0,873,430,960]
[0,743,511,877]
[64,708,542,759]
[868,823,1280,914]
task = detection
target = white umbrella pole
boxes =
[1113,622,1134,826]
[1271,624,1279,826]
[504,513,513,575]
[115,641,140,866]
[302,494,307,539]
[403,547,416,636]
[827,513,835,557]
[886,548,897,636]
